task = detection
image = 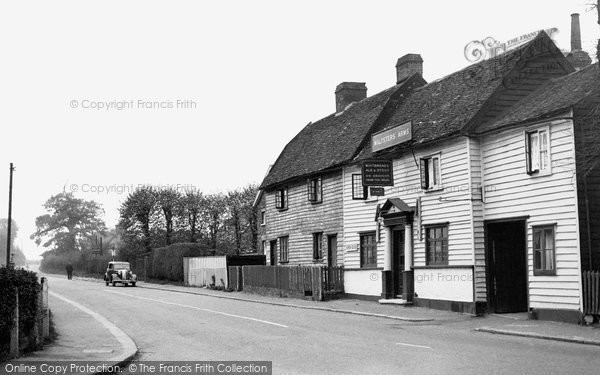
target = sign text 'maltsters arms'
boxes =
[371,121,412,152]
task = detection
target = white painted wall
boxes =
[414,267,474,302]
[481,117,582,311]
[344,270,382,296]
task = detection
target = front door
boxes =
[269,240,277,266]
[486,220,528,313]
[327,235,337,268]
[392,229,405,297]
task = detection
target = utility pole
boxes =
[6,163,14,267]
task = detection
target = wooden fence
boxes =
[583,270,600,315]
[238,265,344,301]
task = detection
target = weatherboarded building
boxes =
[256,30,600,322]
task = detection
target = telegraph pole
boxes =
[6,163,14,267]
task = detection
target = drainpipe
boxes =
[404,223,414,301]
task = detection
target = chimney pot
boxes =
[335,82,367,113]
[396,54,423,84]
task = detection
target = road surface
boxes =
[45,275,600,374]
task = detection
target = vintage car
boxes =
[104,261,137,287]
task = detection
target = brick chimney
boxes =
[396,54,423,84]
[567,13,592,70]
[335,82,367,113]
[571,13,582,51]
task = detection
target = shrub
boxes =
[150,243,221,281]
[0,266,40,359]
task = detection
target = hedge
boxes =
[40,252,112,277]
[149,243,222,281]
[0,266,40,359]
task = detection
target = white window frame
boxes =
[525,126,551,176]
[260,210,266,226]
[420,153,442,191]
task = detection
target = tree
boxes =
[224,184,259,254]
[204,193,225,250]
[118,186,156,253]
[181,191,206,243]
[155,188,181,245]
[596,0,599,63]
[0,218,27,266]
[31,193,106,254]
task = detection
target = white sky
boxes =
[0,0,598,259]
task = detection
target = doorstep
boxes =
[379,298,412,305]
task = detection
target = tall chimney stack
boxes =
[571,13,582,51]
[567,13,592,70]
[396,54,423,84]
[335,82,367,113]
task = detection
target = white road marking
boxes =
[106,290,289,329]
[49,291,137,358]
[395,342,432,349]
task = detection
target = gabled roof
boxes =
[471,63,599,134]
[355,31,573,160]
[379,198,413,215]
[260,74,426,189]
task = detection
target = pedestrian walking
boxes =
[66,263,73,280]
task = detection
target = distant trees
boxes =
[118,184,259,260]
[31,193,106,254]
[0,218,27,266]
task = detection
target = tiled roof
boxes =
[472,63,599,134]
[355,32,567,160]
[260,74,426,189]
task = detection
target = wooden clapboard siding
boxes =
[481,118,582,311]
[342,137,474,270]
[468,137,487,302]
[264,171,344,266]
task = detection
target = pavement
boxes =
[9,273,600,372]
[5,274,137,374]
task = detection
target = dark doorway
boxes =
[392,229,405,297]
[327,235,337,268]
[269,240,277,266]
[486,220,528,313]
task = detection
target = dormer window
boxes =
[275,187,288,210]
[307,177,322,203]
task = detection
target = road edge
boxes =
[49,291,138,373]
[474,327,600,347]
[138,284,433,322]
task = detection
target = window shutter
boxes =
[420,158,429,189]
[525,133,531,174]
[307,179,312,201]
